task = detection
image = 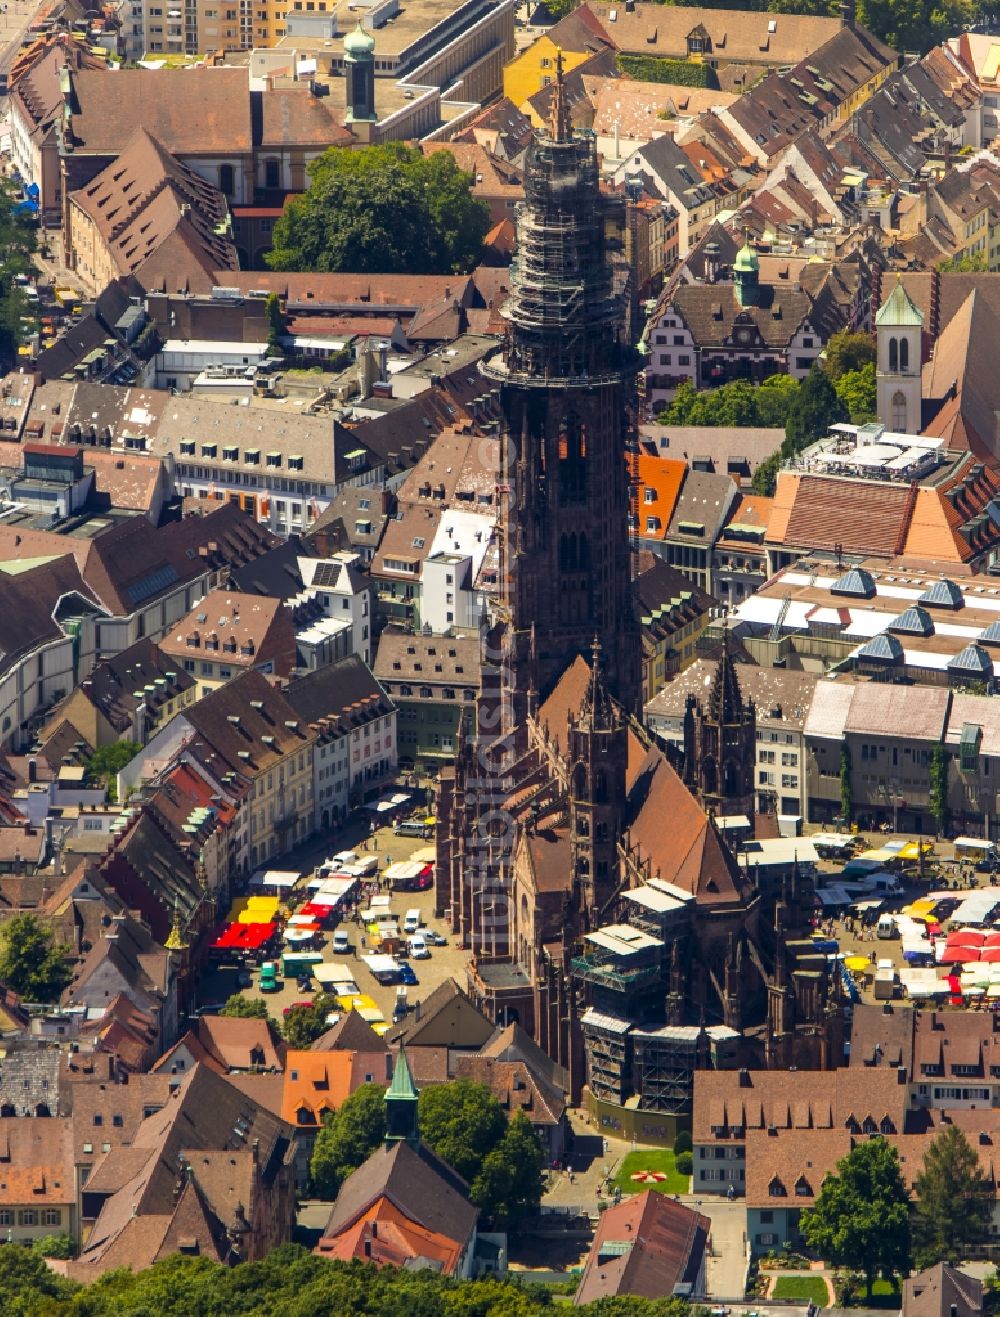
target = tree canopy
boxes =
[0,179,37,371]
[282,994,338,1048]
[471,1111,547,1231]
[219,995,271,1020]
[417,1078,509,1184]
[913,1125,992,1268]
[0,913,73,1004]
[310,1082,387,1198]
[657,373,800,429]
[823,330,876,382]
[267,144,490,275]
[834,363,877,425]
[0,1238,699,1315]
[783,364,849,458]
[800,1137,911,1297]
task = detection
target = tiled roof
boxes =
[160,588,296,680]
[673,283,813,349]
[317,1138,476,1260]
[281,1050,354,1127]
[771,474,912,556]
[67,67,252,155]
[70,128,237,293]
[575,1191,710,1305]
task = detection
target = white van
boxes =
[408,934,430,959]
[403,908,422,935]
[877,914,898,939]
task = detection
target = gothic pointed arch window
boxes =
[558,414,587,505]
[891,390,907,432]
[888,337,898,372]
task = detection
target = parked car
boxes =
[332,930,352,955]
[283,1001,313,1017]
[398,963,418,986]
[236,971,254,988]
[296,975,314,993]
[425,931,447,946]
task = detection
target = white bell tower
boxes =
[876,279,924,434]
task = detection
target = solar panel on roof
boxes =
[125,564,180,606]
[311,562,342,589]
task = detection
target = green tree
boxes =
[936,252,989,272]
[310,1082,387,1197]
[471,1111,545,1231]
[268,143,489,276]
[674,1129,693,1155]
[31,1231,74,1258]
[265,292,284,356]
[282,994,337,1048]
[675,1149,693,1176]
[913,1125,992,1267]
[857,0,972,54]
[929,742,949,836]
[800,1137,910,1298]
[783,364,848,459]
[839,745,853,826]
[755,373,801,427]
[823,330,876,382]
[751,450,781,497]
[86,739,140,802]
[0,1237,79,1312]
[0,179,37,370]
[835,363,877,424]
[418,1078,508,1184]
[219,994,271,1020]
[0,913,72,1003]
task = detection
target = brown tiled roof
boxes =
[0,1118,74,1206]
[75,637,195,736]
[673,283,813,349]
[575,1191,710,1305]
[451,1055,565,1127]
[523,826,573,895]
[771,473,913,556]
[67,67,252,156]
[383,979,493,1051]
[197,1016,285,1073]
[625,750,747,907]
[71,128,237,292]
[318,1138,476,1254]
[259,86,354,148]
[904,1264,984,1317]
[586,1,841,65]
[183,668,313,782]
[693,1067,911,1144]
[160,588,296,680]
[744,1126,853,1206]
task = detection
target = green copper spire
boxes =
[385,1045,419,1144]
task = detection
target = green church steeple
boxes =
[385,1045,419,1145]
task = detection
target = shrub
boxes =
[675,1149,693,1176]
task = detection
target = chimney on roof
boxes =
[27,757,37,784]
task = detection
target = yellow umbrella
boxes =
[845,955,870,971]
